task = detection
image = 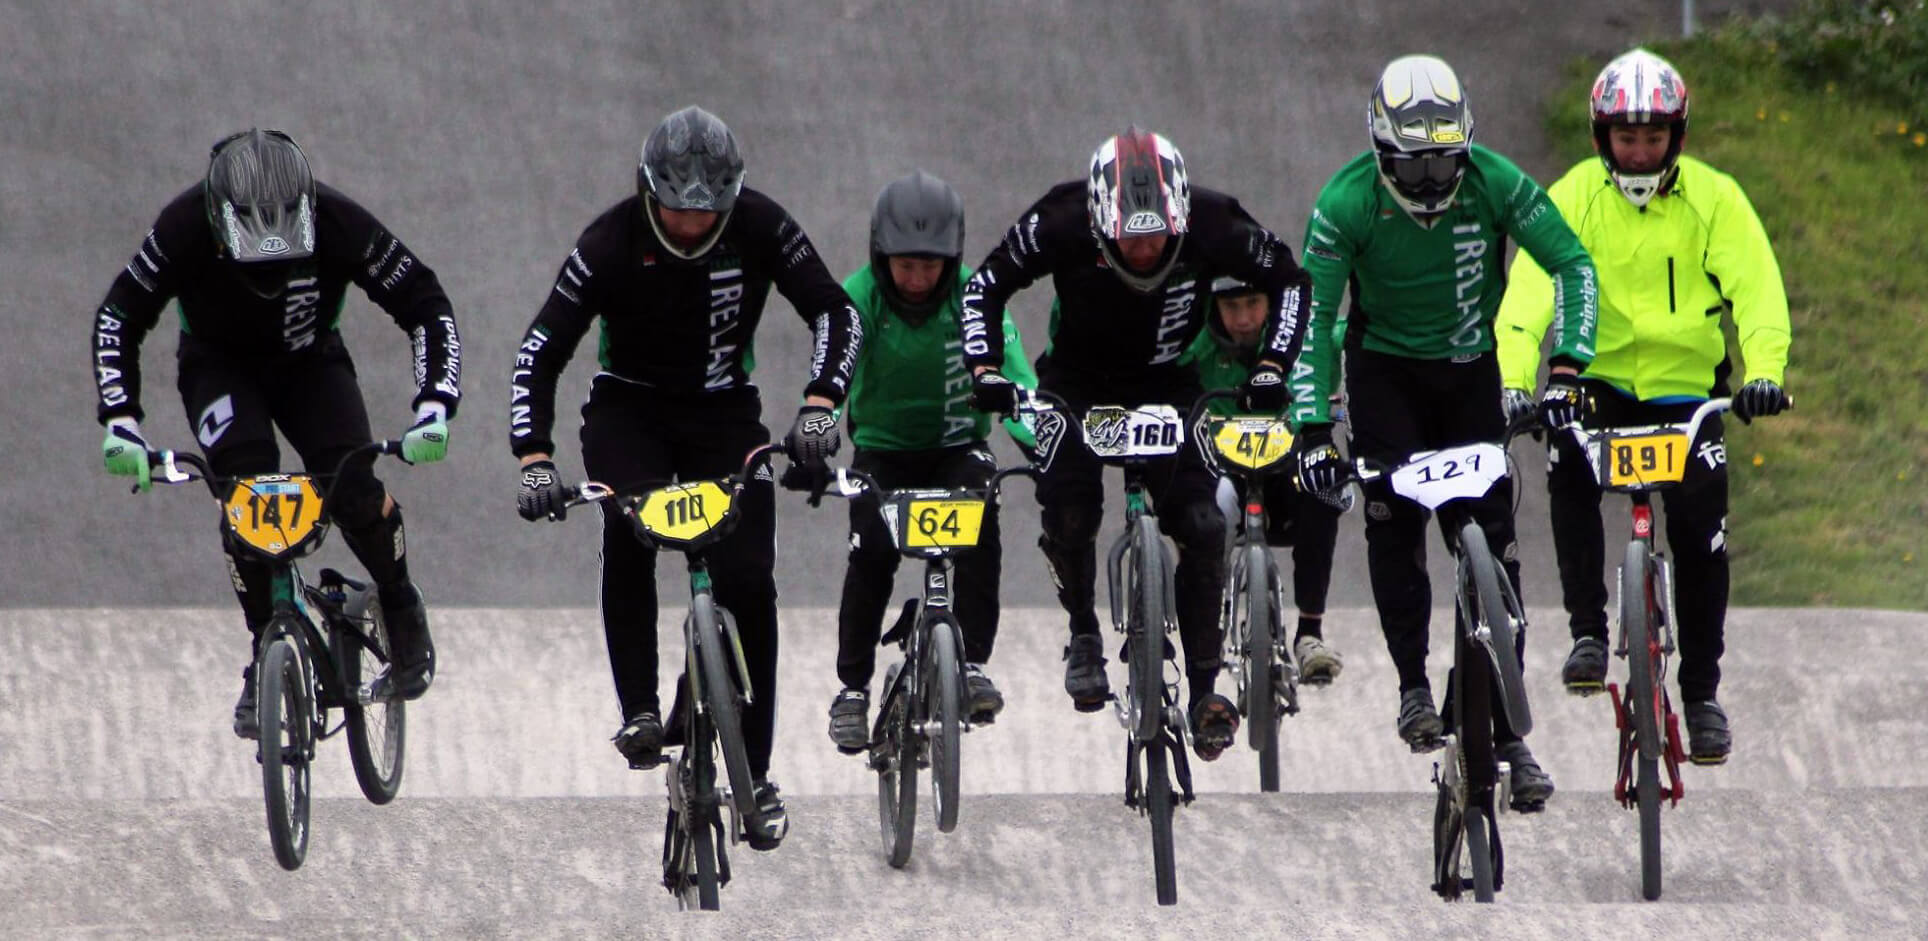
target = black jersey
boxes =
[958,182,1307,389]
[90,182,462,423]
[509,188,862,457]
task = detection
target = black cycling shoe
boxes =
[1562,635,1609,695]
[232,666,258,740]
[1499,740,1555,812]
[964,663,1004,722]
[381,585,435,701]
[1398,687,1446,752]
[827,688,870,754]
[1685,699,1732,765]
[745,777,788,851]
[1190,693,1240,762]
[612,712,666,770]
[1063,633,1111,712]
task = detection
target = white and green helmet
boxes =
[1368,55,1474,217]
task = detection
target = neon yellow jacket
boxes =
[1497,154,1790,399]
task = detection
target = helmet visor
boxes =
[1379,151,1464,190]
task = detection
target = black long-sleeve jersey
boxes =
[90,182,462,424]
[508,188,863,457]
[958,182,1308,389]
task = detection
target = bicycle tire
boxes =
[694,601,757,824]
[1466,803,1496,902]
[928,618,962,834]
[1431,768,1464,900]
[257,636,311,871]
[1145,738,1178,906]
[336,592,405,805]
[1623,541,1664,900]
[877,672,917,868]
[1132,516,1166,743]
[1462,523,1532,738]
[1454,554,1500,902]
[690,800,720,910]
[1243,543,1280,792]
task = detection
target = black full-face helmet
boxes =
[205,128,316,297]
[638,105,744,260]
[869,169,965,319]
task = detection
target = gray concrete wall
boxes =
[5,0,1796,610]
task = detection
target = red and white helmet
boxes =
[1591,48,1689,207]
[1087,127,1190,293]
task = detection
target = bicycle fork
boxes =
[1108,526,1196,810]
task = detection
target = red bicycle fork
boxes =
[1609,503,1687,808]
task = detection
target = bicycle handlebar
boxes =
[145,438,404,503]
[541,442,794,522]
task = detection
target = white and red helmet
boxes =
[1087,128,1190,293]
[1591,49,1690,207]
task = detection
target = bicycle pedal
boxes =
[1688,753,1729,767]
[1408,735,1447,754]
[1072,696,1109,714]
[1564,681,1606,697]
[835,744,867,757]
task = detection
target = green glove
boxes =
[102,417,152,492]
[400,402,450,464]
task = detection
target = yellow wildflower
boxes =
[1752,453,1765,467]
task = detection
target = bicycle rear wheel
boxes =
[928,618,963,834]
[336,593,405,805]
[1453,595,1499,902]
[1145,739,1177,906]
[257,635,311,871]
[1242,544,1280,792]
[877,668,917,868]
[1623,541,1664,900]
[694,602,757,824]
[1462,523,1531,737]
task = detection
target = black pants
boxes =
[177,335,409,640]
[1546,379,1729,703]
[1346,348,1526,740]
[579,377,780,778]
[836,444,1002,691]
[1225,472,1342,620]
[1035,370,1226,703]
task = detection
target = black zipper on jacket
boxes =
[1667,257,1677,313]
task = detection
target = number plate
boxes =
[224,475,325,559]
[1209,418,1294,471]
[1600,431,1690,489]
[1081,404,1184,458]
[637,480,733,543]
[896,497,986,550]
[1387,443,1508,510]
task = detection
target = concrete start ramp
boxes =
[2,606,1924,936]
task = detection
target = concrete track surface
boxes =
[4,606,1923,936]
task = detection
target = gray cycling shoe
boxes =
[828,688,870,754]
[1293,634,1344,686]
[1561,635,1609,695]
[1398,687,1446,752]
[1686,700,1732,765]
[745,778,789,851]
[964,663,1005,721]
[612,712,665,770]
[1063,634,1111,712]
[1499,740,1554,812]
[232,666,258,740]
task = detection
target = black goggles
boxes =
[1380,151,1466,189]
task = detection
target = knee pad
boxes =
[1040,502,1101,548]
[1169,499,1226,554]
[329,470,387,530]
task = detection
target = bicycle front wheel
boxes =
[877,666,917,868]
[336,593,405,805]
[1243,544,1280,792]
[1466,803,1496,902]
[927,618,963,834]
[1462,523,1531,738]
[257,635,312,871]
[1622,541,1664,900]
[694,602,757,824]
[1145,738,1177,906]
[1131,516,1167,743]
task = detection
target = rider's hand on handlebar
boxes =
[1500,388,1536,428]
[1537,374,1587,432]
[1238,362,1289,413]
[781,404,841,506]
[517,458,566,521]
[1731,378,1790,424]
[400,401,450,465]
[1294,422,1347,495]
[102,416,152,492]
[968,369,1020,415]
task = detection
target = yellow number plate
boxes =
[1604,431,1690,488]
[224,475,325,559]
[637,480,733,542]
[903,498,986,549]
[1210,418,1294,471]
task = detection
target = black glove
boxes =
[1731,378,1789,424]
[780,405,840,504]
[1538,374,1587,431]
[969,369,1020,414]
[1239,363,1288,413]
[1294,423,1347,495]
[517,460,565,521]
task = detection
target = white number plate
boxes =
[1081,404,1184,458]
[1387,443,1508,510]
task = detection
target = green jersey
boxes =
[841,264,1037,451]
[1290,145,1598,426]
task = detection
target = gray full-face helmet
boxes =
[206,128,316,264]
[1368,55,1474,218]
[638,105,744,260]
[870,169,965,319]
